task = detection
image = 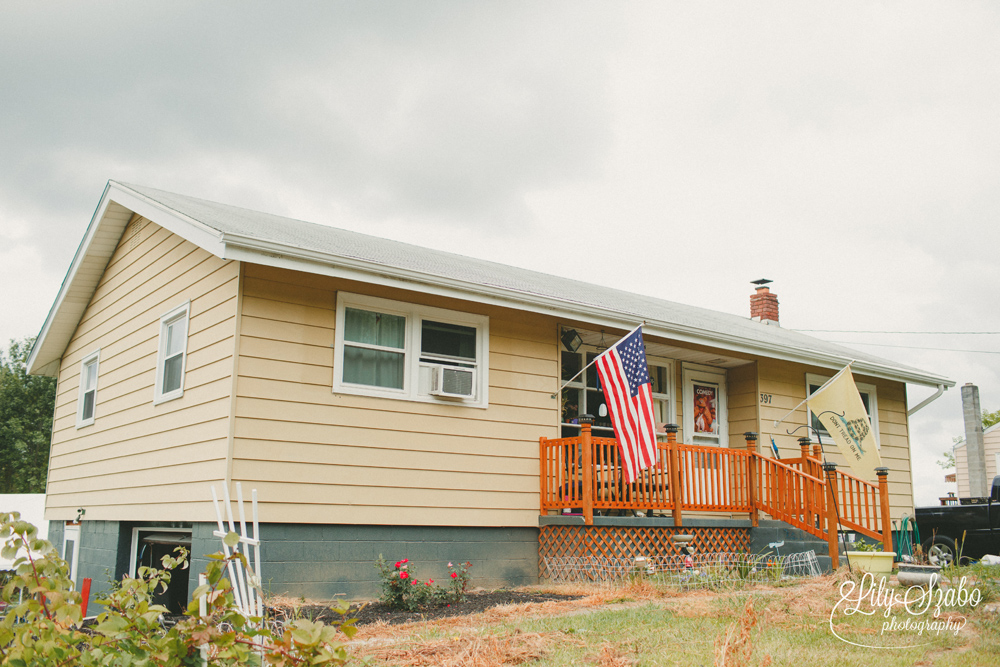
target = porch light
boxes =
[560,328,583,352]
[578,413,595,426]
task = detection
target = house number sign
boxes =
[760,393,773,405]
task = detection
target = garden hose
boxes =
[894,514,919,559]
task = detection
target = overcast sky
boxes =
[2,2,998,506]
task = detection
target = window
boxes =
[334,293,489,406]
[559,346,673,439]
[806,373,879,447]
[76,350,100,428]
[154,302,190,404]
[681,364,727,446]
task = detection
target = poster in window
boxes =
[692,383,718,436]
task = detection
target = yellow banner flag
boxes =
[807,368,882,479]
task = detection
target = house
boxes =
[29,181,953,606]
[953,422,1000,499]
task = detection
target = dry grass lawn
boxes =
[344,570,1000,666]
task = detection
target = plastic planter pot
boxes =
[846,551,896,578]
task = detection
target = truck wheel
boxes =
[922,536,956,566]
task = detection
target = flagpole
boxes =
[550,323,644,399]
[771,361,855,428]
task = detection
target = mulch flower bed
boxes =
[288,590,583,627]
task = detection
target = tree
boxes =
[0,337,57,493]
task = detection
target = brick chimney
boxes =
[750,279,779,325]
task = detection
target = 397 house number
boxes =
[760,393,773,405]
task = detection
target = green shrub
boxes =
[0,511,355,666]
[375,557,472,611]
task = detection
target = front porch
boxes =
[538,422,893,571]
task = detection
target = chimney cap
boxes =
[751,278,773,287]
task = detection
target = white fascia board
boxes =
[220,234,953,390]
[27,182,227,377]
[105,182,226,258]
[28,183,120,376]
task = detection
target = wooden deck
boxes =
[540,423,893,568]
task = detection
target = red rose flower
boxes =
[400,571,408,579]
[451,572,458,578]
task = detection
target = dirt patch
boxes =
[278,589,583,627]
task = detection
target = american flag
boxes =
[595,326,658,483]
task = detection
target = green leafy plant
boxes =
[375,556,473,611]
[849,539,882,553]
[0,511,355,666]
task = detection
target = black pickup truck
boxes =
[915,475,1000,565]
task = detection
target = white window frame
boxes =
[128,527,192,577]
[681,363,728,446]
[333,292,489,408]
[76,349,101,428]
[558,346,674,439]
[154,301,191,405]
[806,373,880,448]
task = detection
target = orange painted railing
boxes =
[539,424,891,563]
[753,455,827,538]
[676,444,752,512]
[833,469,883,540]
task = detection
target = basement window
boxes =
[76,349,100,428]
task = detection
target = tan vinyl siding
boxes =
[756,358,913,522]
[726,362,758,448]
[231,264,559,527]
[955,428,1000,498]
[45,218,238,521]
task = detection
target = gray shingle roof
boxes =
[28,179,953,389]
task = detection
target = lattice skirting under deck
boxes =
[538,525,751,578]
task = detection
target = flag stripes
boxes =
[595,327,658,483]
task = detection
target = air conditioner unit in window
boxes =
[430,366,475,399]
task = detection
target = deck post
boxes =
[823,462,840,569]
[744,432,759,527]
[798,437,812,475]
[875,467,893,553]
[539,437,547,515]
[579,415,595,526]
[665,424,682,526]
[798,437,813,527]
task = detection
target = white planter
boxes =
[897,564,941,588]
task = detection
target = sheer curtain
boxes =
[343,308,406,388]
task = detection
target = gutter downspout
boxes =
[907,384,947,417]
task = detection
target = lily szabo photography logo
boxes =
[829,572,982,648]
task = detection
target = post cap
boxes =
[821,462,838,472]
[797,437,812,446]
[578,413,595,426]
[875,467,889,476]
[743,431,758,440]
[663,423,679,434]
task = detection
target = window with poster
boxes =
[681,364,727,446]
[559,346,674,440]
